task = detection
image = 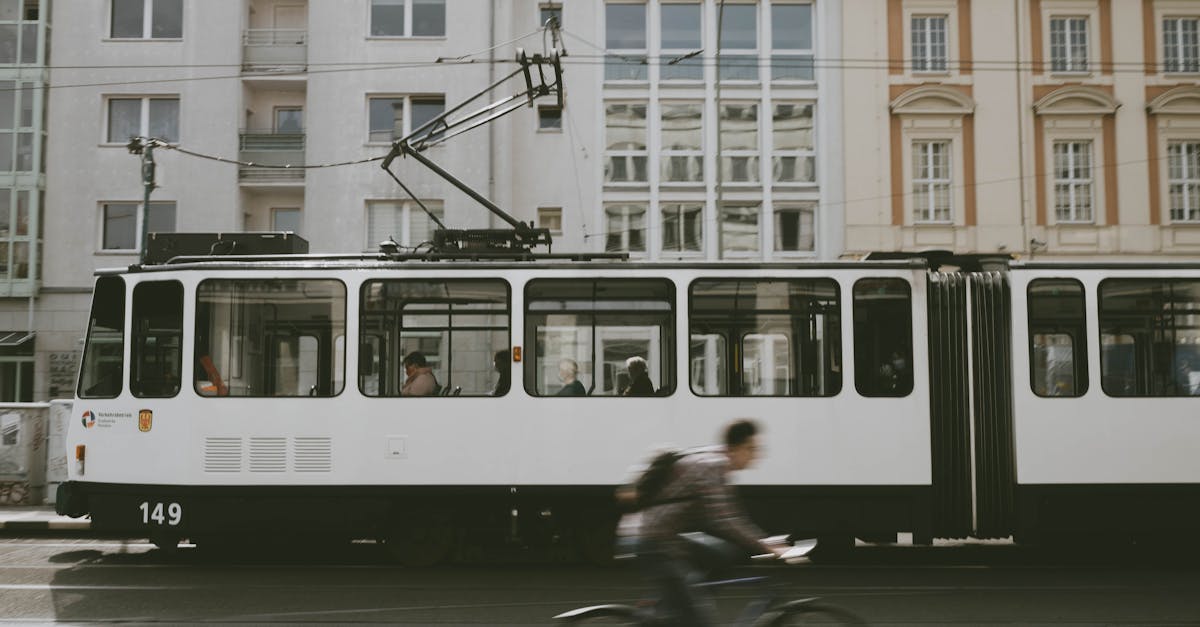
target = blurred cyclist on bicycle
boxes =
[621,418,789,626]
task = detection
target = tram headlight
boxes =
[75,445,85,476]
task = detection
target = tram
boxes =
[54,240,1200,560]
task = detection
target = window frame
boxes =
[1026,278,1089,399]
[718,202,762,256]
[78,276,127,399]
[357,278,512,398]
[1162,16,1200,75]
[688,276,843,397]
[1052,140,1095,224]
[911,140,953,224]
[604,1,649,82]
[537,206,563,236]
[769,1,815,82]
[193,278,349,399]
[719,101,761,185]
[103,95,180,145]
[910,14,949,73]
[604,100,650,186]
[98,200,176,253]
[364,198,444,250]
[368,0,446,38]
[108,0,183,40]
[659,1,704,82]
[772,203,816,254]
[366,94,446,145]
[660,201,704,256]
[853,277,914,398]
[130,280,184,399]
[1098,278,1200,398]
[716,0,760,82]
[771,101,816,186]
[604,202,648,254]
[537,105,563,132]
[523,277,677,398]
[1168,140,1200,223]
[1048,16,1090,74]
[659,100,704,185]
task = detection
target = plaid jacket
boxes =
[638,447,768,559]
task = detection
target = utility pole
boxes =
[127,137,157,264]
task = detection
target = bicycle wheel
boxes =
[555,604,642,625]
[760,600,867,626]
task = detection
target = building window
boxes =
[605,203,646,253]
[1169,141,1200,223]
[367,95,445,143]
[100,201,175,251]
[771,2,814,81]
[371,0,445,37]
[274,107,303,133]
[540,4,562,29]
[111,0,183,39]
[1053,140,1094,223]
[912,140,952,223]
[1163,17,1200,74]
[604,102,648,184]
[720,103,759,183]
[0,188,35,280]
[660,2,702,81]
[605,2,647,80]
[366,199,443,249]
[720,203,760,254]
[660,102,703,183]
[774,204,815,253]
[662,202,703,254]
[772,102,814,184]
[537,207,563,235]
[911,15,948,72]
[0,81,35,172]
[106,97,179,143]
[717,2,758,80]
[0,3,40,64]
[1049,17,1088,73]
[271,207,301,233]
[537,105,562,131]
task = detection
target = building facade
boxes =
[5,0,1199,401]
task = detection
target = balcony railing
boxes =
[243,29,307,73]
[239,131,305,183]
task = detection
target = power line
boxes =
[137,137,385,170]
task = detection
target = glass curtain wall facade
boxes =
[602,0,820,260]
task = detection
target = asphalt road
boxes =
[1,536,1198,625]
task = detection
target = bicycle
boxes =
[554,536,867,626]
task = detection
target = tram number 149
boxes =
[139,501,182,526]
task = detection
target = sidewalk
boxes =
[0,506,90,532]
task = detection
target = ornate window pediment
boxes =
[889,86,975,116]
[1033,86,1120,116]
[1147,86,1200,116]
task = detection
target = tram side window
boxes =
[78,276,126,399]
[360,280,509,397]
[1099,279,1200,397]
[854,278,913,397]
[525,279,675,397]
[1028,279,1088,397]
[194,280,346,397]
[690,278,841,397]
[131,281,183,398]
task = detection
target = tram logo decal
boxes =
[79,410,129,429]
[138,409,153,433]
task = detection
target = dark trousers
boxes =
[638,542,715,627]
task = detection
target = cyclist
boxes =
[627,418,789,626]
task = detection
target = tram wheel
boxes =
[385,512,456,567]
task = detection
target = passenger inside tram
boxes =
[622,355,655,396]
[492,350,510,396]
[555,358,586,396]
[401,351,440,396]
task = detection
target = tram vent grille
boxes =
[293,437,332,472]
[249,437,287,473]
[204,437,242,473]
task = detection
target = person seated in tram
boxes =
[401,351,440,396]
[491,349,510,396]
[623,355,655,396]
[556,358,586,396]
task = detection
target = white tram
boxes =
[54,245,1200,558]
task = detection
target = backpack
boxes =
[620,449,692,512]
